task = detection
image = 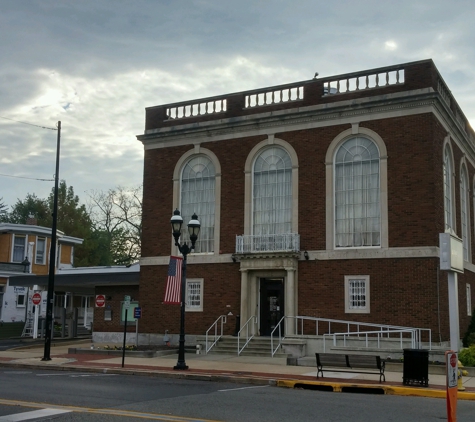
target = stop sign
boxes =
[450,353,457,368]
[32,292,41,306]
[95,294,105,308]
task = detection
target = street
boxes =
[1,369,475,421]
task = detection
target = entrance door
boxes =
[259,279,284,336]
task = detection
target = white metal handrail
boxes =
[237,315,257,355]
[322,328,431,352]
[283,315,432,351]
[205,315,227,354]
[270,316,286,357]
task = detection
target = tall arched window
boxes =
[253,147,292,236]
[334,136,380,248]
[443,145,454,231]
[181,155,215,253]
[460,165,469,261]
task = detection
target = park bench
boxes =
[315,353,385,383]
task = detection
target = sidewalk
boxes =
[1,339,475,400]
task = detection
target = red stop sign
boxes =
[32,292,41,306]
[450,353,457,368]
[95,295,105,308]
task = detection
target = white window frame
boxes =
[345,275,370,314]
[16,294,26,308]
[172,147,221,256]
[460,163,470,261]
[243,136,299,237]
[12,234,27,263]
[185,278,203,312]
[35,237,46,265]
[467,284,472,316]
[443,141,456,231]
[325,126,388,250]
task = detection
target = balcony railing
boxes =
[235,233,300,254]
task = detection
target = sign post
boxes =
[440,233,464,352]
[446,351,458,422]
[134,306,141,348]
[122,295,131,368]
[32,292,42,339]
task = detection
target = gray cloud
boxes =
[1,0,474,210]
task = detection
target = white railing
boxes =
[235,233,300,254]
[270,316,286,357]
[270,316,432,355]
[205,315,227,354]
[324,68,404,96]
[323,328,431,352]
[166,97,227,120]
[245,85,304,108]
[237,315,257,355]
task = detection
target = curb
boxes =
[277,379,475,400]
[0,360,276,386]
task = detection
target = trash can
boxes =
[403,349,429,387]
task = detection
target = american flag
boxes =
[163,256,183,304]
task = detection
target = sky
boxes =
[1,0,475,211]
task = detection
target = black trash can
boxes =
[403,349,429,387]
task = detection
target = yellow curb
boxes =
[276,380,475,401]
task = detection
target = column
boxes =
[240,269,248,330]
[285,268,295,335]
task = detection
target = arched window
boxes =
[253,146,292,236]
[180,155,215,253]
[334,137,380,248]
[460,165,470,261]
[443,145,454,231]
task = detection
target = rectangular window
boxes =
[186,279,203,312]
[345,275,370,313]
[12,235,27,262]
[16,294,26,307]
[36,237,46,264]
[467,284,472,316]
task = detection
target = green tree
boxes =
[47,181,95,267]
[0,197,8,222]
[2,193,51,225]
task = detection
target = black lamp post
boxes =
[170,209,200,370]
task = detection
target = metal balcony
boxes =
[235,233,300,254]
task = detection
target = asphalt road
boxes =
[1,368,475,421]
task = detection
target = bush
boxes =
[459,345,475,367]
[463,308,475,347]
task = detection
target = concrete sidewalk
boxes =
[1,339,475,400]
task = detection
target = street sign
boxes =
[134,307,142,319]
[124,295,131,310]
[95,294,106,308]
[32,292,41,306]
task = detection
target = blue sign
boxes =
[134,307,142,319]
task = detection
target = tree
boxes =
[87,185,142,265]
[2,194,51,225]
[0,197,8,222]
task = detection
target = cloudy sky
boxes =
[1,0,474,211]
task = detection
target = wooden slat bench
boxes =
[315,353,386,383]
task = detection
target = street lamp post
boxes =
[170,209,200,370]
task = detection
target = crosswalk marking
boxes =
[0,408,71,421]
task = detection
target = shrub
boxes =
[463,308,475,347]
[459,345,475,367]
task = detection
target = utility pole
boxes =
[42,121,60,361]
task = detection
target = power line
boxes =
[0,173,54,182]
[0,116,57,131]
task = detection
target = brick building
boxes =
[129,59,475,347]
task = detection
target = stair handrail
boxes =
[205,315,227,354]
[322,327,426,352]
[270,316,286,357]
[237,315,257,355]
